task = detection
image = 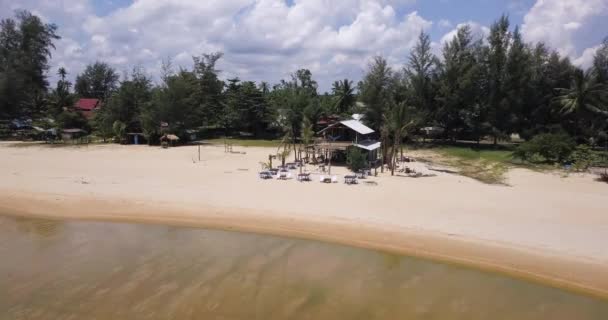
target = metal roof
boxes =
[354,140,381,151]
[339,120,374,135]
[75,98,100,111]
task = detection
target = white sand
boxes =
[1,142,607,297]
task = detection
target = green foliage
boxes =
[56,110,88,131]
[555,68,608,118]
[269,69,318,160]
[593,37,608,84]
[436,25,481,139]
[145,69,199,138]
[359,56,393,132]
[0,10,59,118]
[300,116,314,146]
[513,133,576,163]
[439,147,513,163]
[347,148,367,173]
[104,66,152,130]
[222,78,272,135]
[569,145,598,171]
[112,120,126,142]
[193,52,225,126]
[486,15,512,143]
[331,79,355,115]
[2,10,608,162]
[407,32,437,116]
[75,62,119,100]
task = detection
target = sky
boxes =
[1,0,607,92]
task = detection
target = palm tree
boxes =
[259,81,270,95]
[300,116,314,166]
[555,68,608,117]
[57,67,68,81]
[332,79,355,115]
[385,102,419,176]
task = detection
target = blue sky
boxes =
[1,0,606,91]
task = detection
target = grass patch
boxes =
[204,138,282,148]
[426,145,564,184]
[429,146,514,184]
[438,146,513,162]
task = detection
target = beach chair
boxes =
[287,172,292,180]
[344,175,357,184]
[331,175,338,183]
[319,175,325,182]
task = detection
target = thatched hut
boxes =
[160,134,179,148]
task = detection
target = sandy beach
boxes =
[1,142,607,298]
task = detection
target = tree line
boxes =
[1,11,607,152]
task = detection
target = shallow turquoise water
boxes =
[0,215,607,319]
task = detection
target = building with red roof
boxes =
[74,98,101,119]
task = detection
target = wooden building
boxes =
[314,119,381,167]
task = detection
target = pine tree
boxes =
[486,15,511,144]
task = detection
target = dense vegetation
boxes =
[1,11,607,169]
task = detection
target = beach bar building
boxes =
[314,117,381,168]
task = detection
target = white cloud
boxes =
[439,21,490,45]
[438,19,452,28]
[521,0,608,57]
[3,0,435,90]
[573,45,601,69]
[35,0,429,91]
[563,22,581,31]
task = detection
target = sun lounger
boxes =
[331,175,338,183]
[298,173,311,182]
[344,175,358,184]
[319,175,325,182]
[259,171,272,179]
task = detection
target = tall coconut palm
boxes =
[385,102,419,176]
[332,79,355,115]
[555,68,608,118]
[57,67,68,81]
[300,116,314,165]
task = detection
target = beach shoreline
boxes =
[2,189,608,300]
[1,142,607,299]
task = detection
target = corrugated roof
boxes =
[355,140,381,151]
[75,98,100,111]
[340,120,374,135]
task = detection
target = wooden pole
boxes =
[328,148,332,175]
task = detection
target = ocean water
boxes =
[0,214,607,320]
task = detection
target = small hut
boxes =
[126,132,146,145]
[160,134,179,148]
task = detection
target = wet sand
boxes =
[1,142,607,299]
[2,215,607,319]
